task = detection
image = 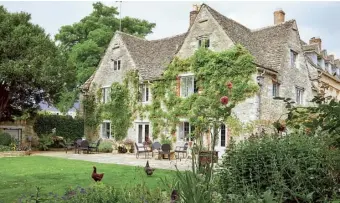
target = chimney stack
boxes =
[309,37,322,51]
[190,4,200,27]
[274,9,285,25]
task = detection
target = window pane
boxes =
[118,60,121,70]
[186,76,194,96]
[205,39,210,48]
[138,125,143,143]
[180,77,186,97]
[141,85,145,102]
[114,61,117,70]
[145,124,149,142]
[145,85,149,102]
[221,124,226,147]
[184,122,190,141]
[106,123,110,138]
[102,88,106,103]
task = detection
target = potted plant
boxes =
[117,141,127,153]
[124,139,134,153]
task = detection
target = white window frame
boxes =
[179,74,195,98]
[136,123,150,144]
[295,86,304,105]
[178,121,195,142]
[290,50,298,68]
[111,59,121,71]
[140,84,149,103]
[101,87,111,104]
[101,121,111,139]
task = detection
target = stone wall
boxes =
[90,33,137,90]
[177,6,234,59]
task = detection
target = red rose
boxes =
[226,81,233,89]
[220,96,229,105]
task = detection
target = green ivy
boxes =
[148,44,259,140]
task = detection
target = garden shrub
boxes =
[217,133,340,202]
[33,114,84,141]
[98,140,113,153]
[0,145,11,152]
[18,183,169,203]
[38,134,54,151]
[0,132,12,146]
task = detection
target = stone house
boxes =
[302,37,340,101]
[81,4,332,157]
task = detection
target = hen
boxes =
[144,161,155,176]
[92,166,104,182]
[170,189,179,203]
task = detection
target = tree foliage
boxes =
[55,2,156,112]
[0,6,74,121]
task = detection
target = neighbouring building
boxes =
[38,101,80,118]
[302,37,340,100]
[81,4,339,157]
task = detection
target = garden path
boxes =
[34,151,193,171]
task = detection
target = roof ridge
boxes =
[203,4,251,32]
[149,32,187,42]
[251,19,296,32]
[116,31,147,41]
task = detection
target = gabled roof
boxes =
[302,43,320,53]
[204,4,295,71]
[119,31,187,81]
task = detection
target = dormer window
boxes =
[111,59,121,70]
[198,37,210,49]
[290,50,298,68]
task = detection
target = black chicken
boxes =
[170,189,179,203]
[144,160,155,176]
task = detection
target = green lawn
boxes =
[0,156,176,202]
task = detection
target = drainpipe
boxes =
[257,70,266,121]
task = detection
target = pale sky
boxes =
[1,1,340,58]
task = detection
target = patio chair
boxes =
[175,142,188,161]
[89,138,101,153]
[151,142,161,157]
[135,142,151,159]
[78,140,90,154]
[65,138,81,154]
[159,144,171,161]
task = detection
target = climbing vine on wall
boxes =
[148,44,259,141]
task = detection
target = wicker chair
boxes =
[159,144,171,161]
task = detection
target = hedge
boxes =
[33,115,84,140]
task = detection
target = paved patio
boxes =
[34,151,193,171]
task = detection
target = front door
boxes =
[137,123,150,144]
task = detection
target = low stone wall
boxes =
[0,151,26,157]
